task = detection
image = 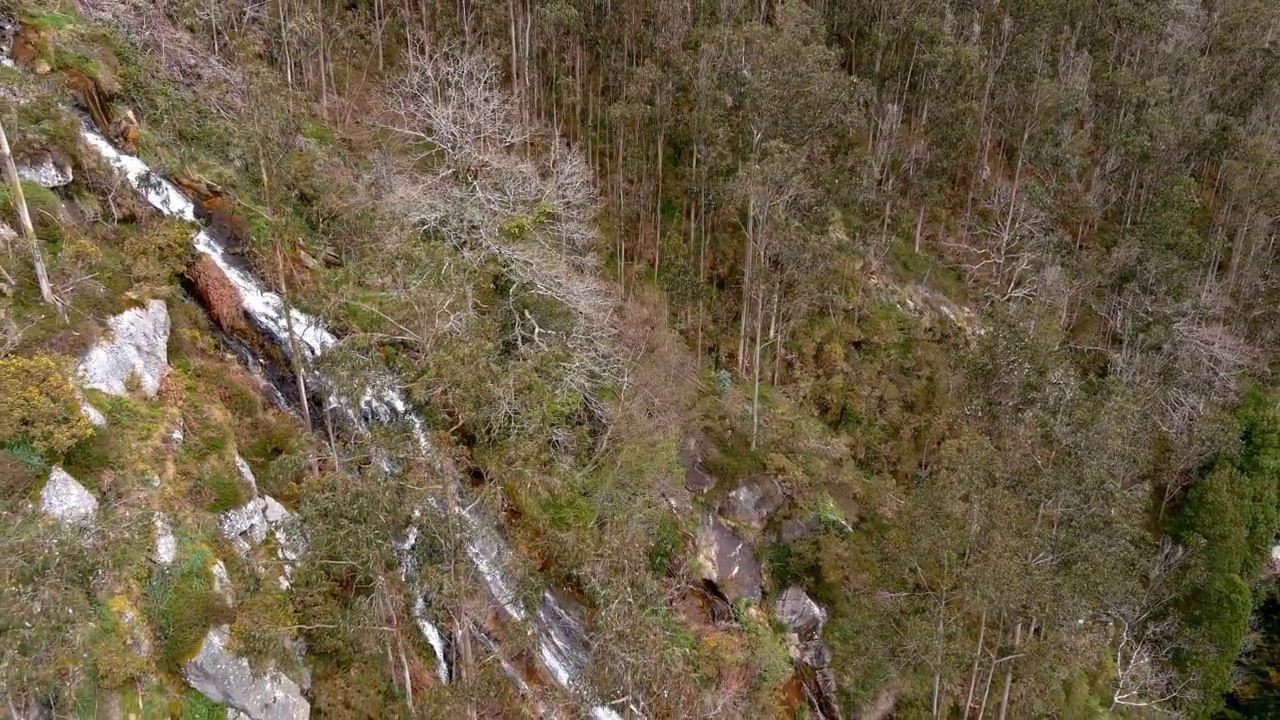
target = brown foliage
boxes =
[186,255,247,333]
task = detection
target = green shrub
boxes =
[742,611,795,701]
[2,440,48,472]
[229,587,298,670]
[647,515,683,576]
[1171,387,1280,715]
[120,218,197,285]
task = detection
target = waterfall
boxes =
[82,125,630,720]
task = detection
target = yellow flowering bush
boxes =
[0,354,93,454]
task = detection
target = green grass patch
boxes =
[178,692,225,720]
[193,465,249,513]
[85,600,150,689]
[647,515,683,576]
[2,439,49,472]
[143,545,233,672]
[536,488,597,531]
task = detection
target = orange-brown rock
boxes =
[11,25,46,67]
[186,255,247,334]
[108,108,140,153]
[173,174,253,249]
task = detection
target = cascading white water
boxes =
[81,126,630,720]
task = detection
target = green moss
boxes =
[229,586,298,671]
[239,420,310,500]
[119,218,197,285]
[85,601,149,689]
[742,611,795,699]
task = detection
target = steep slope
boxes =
[0,4,813,718]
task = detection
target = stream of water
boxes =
[81,126,631,720]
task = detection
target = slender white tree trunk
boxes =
[0,120,55,306]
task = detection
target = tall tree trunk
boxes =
[963,609,988,719]
[654,127,663,279]
[738,193,755,375]
[750,268,766,450]
[996,622,1023,720]
[0,120,55,307]
[275,245,319,478]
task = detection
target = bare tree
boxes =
[383,42,624,408]
[1108,537,1198,715]
[945,179,1054,307]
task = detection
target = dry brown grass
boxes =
[186,255,246,334]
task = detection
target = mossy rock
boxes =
[86,597,152,689]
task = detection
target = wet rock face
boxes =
[696,508,763,603]
[718,479,785,532]
[220,455,303,565]
[40,466,98,524]
[775,587,842,720]
[78,299,170,398]
[182,625,309,720]
[778,515,823,543]
[776,587,829,667]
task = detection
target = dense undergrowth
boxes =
[2,0,1279,717]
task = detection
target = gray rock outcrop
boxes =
[220,455,268,555]
[182,625,309,720]
[718,479,784,532]
[16,151,73,187]
[775,587,842,720]
[153,512,177,565]
[40,466,98,524]
[79,299,171,397]
[79,400,107,427]
[695,508,762,603]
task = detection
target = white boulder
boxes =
[220,456,269,552]
[211,559,233,604]
[16,153,73,188]
[40,466,98,524]
[79,299,170,398]
[79,400,107,428]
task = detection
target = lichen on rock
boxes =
[40,466,98,524]
[182,625,309,720]
[78,299,171,398]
